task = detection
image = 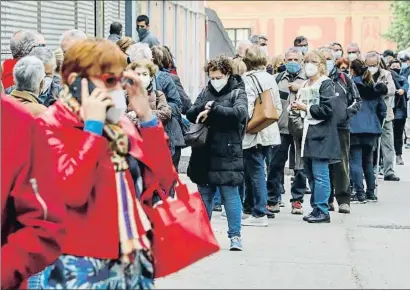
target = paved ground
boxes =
[157,149,410,289]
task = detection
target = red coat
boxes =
[37,101,177,259]
[1,96,66,289]
[1,59,18,89]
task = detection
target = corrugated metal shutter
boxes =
[77,1,96,37]
[40,1,76,51]
[0,0,38,62]
[104,0,126,38]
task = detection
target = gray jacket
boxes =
[107,34,121,42]
[139,31,160,48]
[375,69,396,122]
[274,70,307,134]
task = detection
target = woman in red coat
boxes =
[28,39,177,289]
[1,95,66,289]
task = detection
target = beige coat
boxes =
[376,69,396,122]
[9,89,47,117]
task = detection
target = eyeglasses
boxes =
[94,73,124,89]
[29,44,46,53]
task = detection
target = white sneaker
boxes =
[241,215,268,227]
[220,208,227,220]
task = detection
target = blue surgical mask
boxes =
[300,46,308,54]
[286,62,301,74]
[326,60,335,75]
[402,63,408,70]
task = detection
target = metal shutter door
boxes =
[0,0,38,62]
[104,0,126,38]
[40,1,75,51]
[77,1,96,37]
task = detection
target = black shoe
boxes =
[305,188,311,194]
[384,174,400,181]
[366,194,378,202]
[243,209,252,215]
[306,211,331,223]
[266,210,276,219]
[281,188,286,194]
[303,209,318,221]
[213,204,222,212]
[329,203,335,211]
[351,193,367,204]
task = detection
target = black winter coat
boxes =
[186,75,248,186]
[303,79,341,161]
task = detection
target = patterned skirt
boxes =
[28,250,154,290]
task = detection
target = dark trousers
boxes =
[350,144,376,195]
[393,118,406,156]
[172,146,182,172]
[267,134,306,205]
[329,130,351,205]
[243,145,271,217]
[289,140,296,170]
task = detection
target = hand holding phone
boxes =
[80,79,113,122]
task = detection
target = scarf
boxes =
[59,86,152,262]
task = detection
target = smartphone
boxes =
[68,76,97,104]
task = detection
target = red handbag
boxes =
[141,177,220,278]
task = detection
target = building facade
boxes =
[207,1,396,56]
[1,0,206,99]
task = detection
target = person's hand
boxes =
[196,110,209,124]
[123,70,153,122]
[289,82,301,92]
[397,89,405,95]
[205,101,214,110]
[81,78,113,122]
[291,100,307,111]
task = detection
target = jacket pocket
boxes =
[307,123,326,141]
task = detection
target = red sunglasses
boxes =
[94,73,124,89]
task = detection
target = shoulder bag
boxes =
[246,74,279,134]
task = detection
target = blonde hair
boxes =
[304,50,327,76]
[243,45,267,71]
[116,37,135,54]
[53,47,64,74]
[232,58,247,75]
[270,55,284,73]
[126,59,158,77]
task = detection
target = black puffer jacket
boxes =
[186,75,248,186]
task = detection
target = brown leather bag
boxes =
[246,74,279,134]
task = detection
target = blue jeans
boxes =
[214,189,222,205]
[244,145,271,217]
[198,185,242,238]
[304,158,330,215]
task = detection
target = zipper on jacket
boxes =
[29,178,48,220]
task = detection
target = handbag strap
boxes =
[248,74,264,104]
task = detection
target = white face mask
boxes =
[368,66,379,75]
[140,75,151,89]
[304,63,318,78]
[41,76,53,94]
[211,78,228,92]
[260,46,268,56]
[106,89,127,124]
[348,53,358,62]
[334,50,343,59]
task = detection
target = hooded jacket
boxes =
[186,75,248,186]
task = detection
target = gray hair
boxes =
[398,50,410,60]
[318,47,335,61]
[365,51,380,63]
[10,30,39,59]
[14,56,45,93]
[236,39,252,55]
[347,42,360,52]
[59,29,87,46]
[285,47,303,59]
[126,43,152,62]
[29,46,56,71]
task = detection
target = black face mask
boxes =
[127,56,131,65]
[277,64,286,73]
[342,69,349,75]
[266,65,273,75]
[392,68,401,75]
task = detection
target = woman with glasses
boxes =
[28,39,177,289]
[290,50,340,223]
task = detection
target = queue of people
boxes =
[1,15,409,289]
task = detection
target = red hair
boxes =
[336,57,350,69]
[62,38,126,83]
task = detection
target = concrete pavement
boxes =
[157,149,410,289]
